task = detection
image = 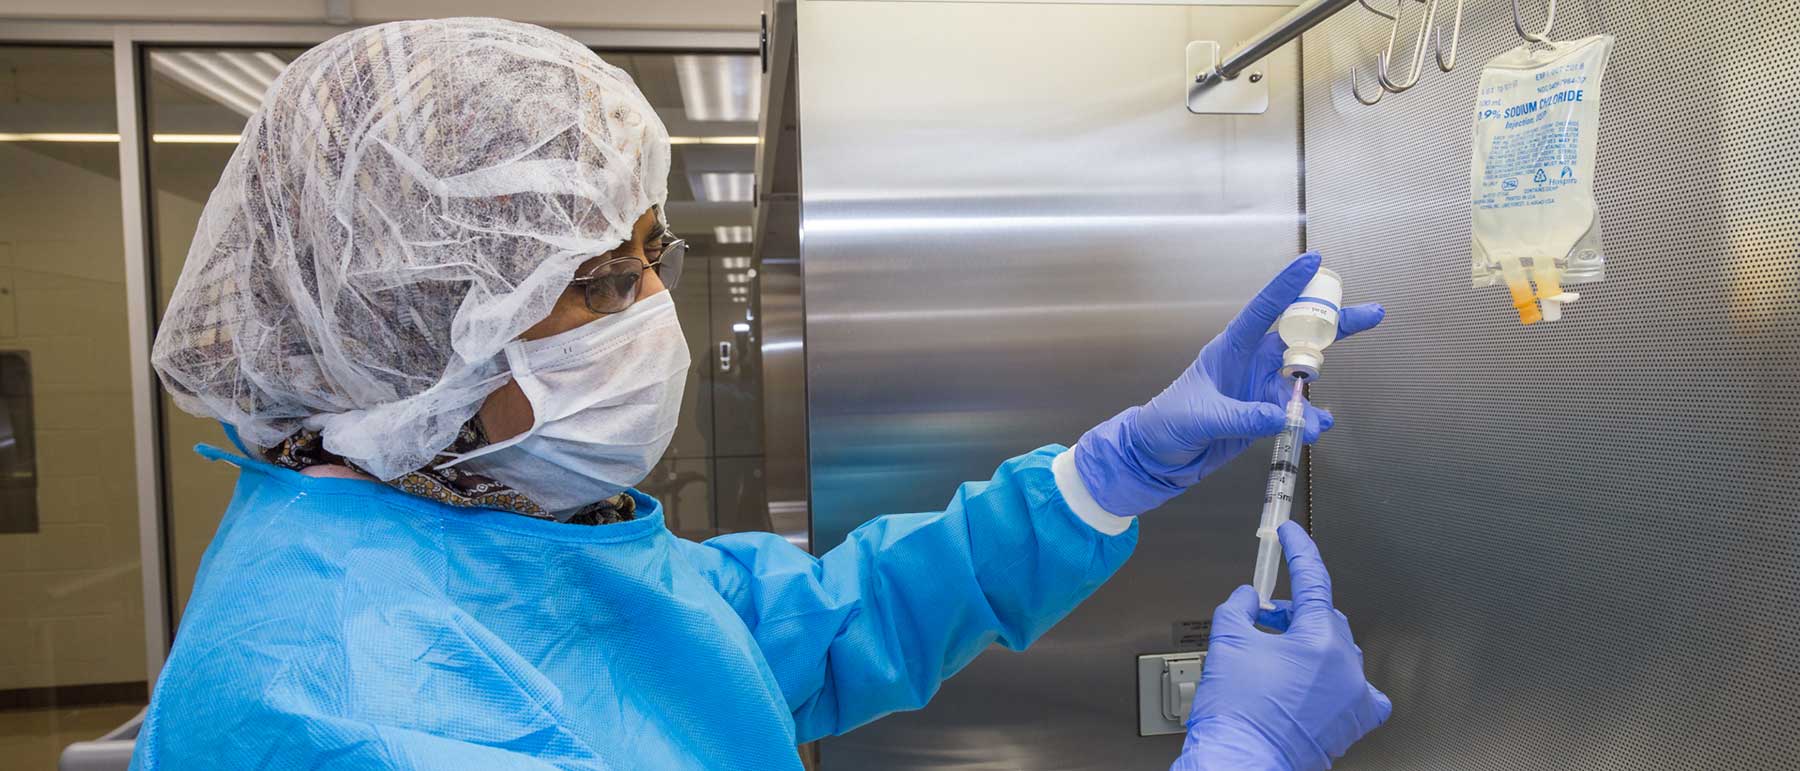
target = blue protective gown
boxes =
[131,444,1137,770]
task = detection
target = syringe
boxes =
[1252,376,1308,610]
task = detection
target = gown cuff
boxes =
[1053,449,1134,536]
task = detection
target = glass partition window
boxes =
[0,44,147,768]
[143,46,309,629]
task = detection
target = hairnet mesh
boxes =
[151,18,671,480]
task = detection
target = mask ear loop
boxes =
[435,356,543,470]
[435,430,534,470]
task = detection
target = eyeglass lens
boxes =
[581,239,686,313]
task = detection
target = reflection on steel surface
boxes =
[797,1,1304,768]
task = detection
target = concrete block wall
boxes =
[0,141,146,691]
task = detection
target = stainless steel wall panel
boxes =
[1301,1,1800,768]
[796,1,1305,767]
[760,258,811,547]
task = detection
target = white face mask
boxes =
[441,290,689,515]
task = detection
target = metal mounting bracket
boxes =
[1187,41,1269,114]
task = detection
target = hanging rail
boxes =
[1192,0,1362,89]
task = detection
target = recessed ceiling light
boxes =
[692,172,755,203]
[0,133,243,144]
[149,51,271,117]
[0,132,118,143]
[154,133,241,143]
[715,226,753,244]
[673,55,761,122]
[668,136,759,145]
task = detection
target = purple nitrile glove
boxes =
[1073,252,1384,517]
[1172,522,1393,771]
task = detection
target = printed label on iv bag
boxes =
[1469,35,1615,323]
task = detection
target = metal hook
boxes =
[1377,0,1438,93]
[1512,0,1557,44]
[1357,0,1397,21]
[1346,0,1429,106]
[1347,0,1402,106]
[1350,64,1385,105]
[1433,0,1465,71]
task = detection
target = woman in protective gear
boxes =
[138,18,1388,770]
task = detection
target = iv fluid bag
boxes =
[1470,35,1616,324]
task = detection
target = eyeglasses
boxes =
[568,237,688,314]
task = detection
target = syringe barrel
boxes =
[1251,380,1308,610]
[1256,481,1286,530]
[1253,531,1283,610]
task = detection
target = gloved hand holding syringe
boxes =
[1253,267,1342,610]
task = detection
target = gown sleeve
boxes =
[675,445,1138,742]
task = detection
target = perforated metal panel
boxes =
[1301,1,1800,769]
